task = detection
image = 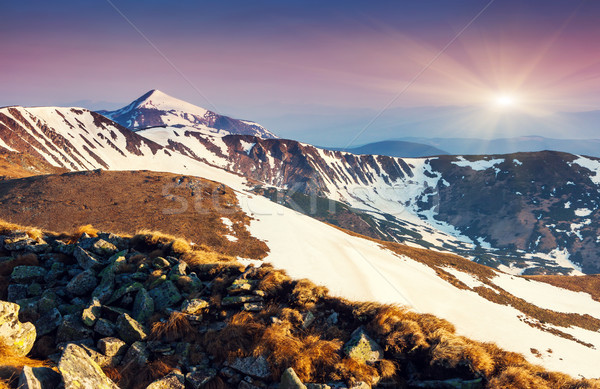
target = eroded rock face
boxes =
[0,300,36,356]
[58,343,119,389]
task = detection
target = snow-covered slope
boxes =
[98,90,278,139]
[238,192,600,379]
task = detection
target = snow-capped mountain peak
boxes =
[98,90,278,139]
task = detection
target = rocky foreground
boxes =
[0,225,599,389]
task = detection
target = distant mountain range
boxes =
[327,140,448,158]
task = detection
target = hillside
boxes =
[1,220,600,388]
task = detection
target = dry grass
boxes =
[133,229,192,254]
[0,339,48,382]
[0,219,43,241]
[291,279,329,309]
[73,224,99,238]
[0,253,38,276]
[150,311,196,342]
[257,268,291,296]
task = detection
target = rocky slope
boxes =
[98,90,278,139]
[1,223,600,388]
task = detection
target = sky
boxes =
[2,0,600,145]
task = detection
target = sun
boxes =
[493,94,518,109]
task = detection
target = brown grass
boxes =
[0,339,48,381]
[0,219,43,241]
[73,224,99,238]
[150,311,196,342]
[0,253,38,276]
[291,279,329,309]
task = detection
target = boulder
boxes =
[132,288,155,323]
[11,266,47,283]
[91,239,118,257]
[58,343,119,389]
[148,280,182,311]
[0,300,37,356]
[116,313,147,344]
[82,297,102,326]
[35,308,62,337]
[66,269,98,296]
[343,327,383,364]
[226,355,271,380]
[146,371,185,389]
[18,366,61,389]
[74,246,103,270]
[180,298,209,315]
[98,337,127,357]
[280,367,307,389]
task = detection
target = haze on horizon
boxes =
[2,0,599,146]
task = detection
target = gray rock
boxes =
[98,337,128,357]
[108,282,143,305]
[280,367,307,389]
[116,313,147,344]
[153,257,171,269]
[91,239,118,257]
[82,297,102,327]
[80,344,121,368]
[11,266,47,283]
[56,315,93,343]
[58,343,119,389]
[66,269,98,296]
[306,385,331,389]
[226,355,271,380]
[18,366,61,389]
[146,371,185,389]
[123,341,149,366]
[180,298,209,315]
[92,270,115,303]
[35,308,62,337]
[0,300,37,356]
[410,378,484,389]
[185,370,216,389]
[148,280,182,311]
[28,283,43,297]
[227,278,254,294]
[7,283,28,301]
[343,327,383,364]
[242,302,264,312]
[221,295,262,306]
[133,288,155,323]
[74,246,103,270]
[94,318,116,337]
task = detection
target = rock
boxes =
[27,283,43,297]
[58,343,119,389]
[123,341,149,366]
[153,257,171,269]
[226,355,271,380]
[7,284,28,301]
[132,288,155,323]
[92,270,115,303]
[410,378,484,389]
[108,282,143,304]
[306,385,331,389]
[80,344,121,368]
[238,381,262,389]
[66,269,98,296]
[116,313,147,344]
[11,266,47,283]
[37,292,59,314]
[5,237,35,251]
[170,262,188,278]
[146,371,185,389]
[180,298,209,315]
[0,300,37,356]
[302,311,316,329]
[344,327,383,364]
[82,297,102,326]
[242,302,264,312]
[227,279,254,294]
[148,280,182,311]
[185,370,216,389]
[74,246,103,270]
[18,366,61,389]
[35,308,62,337]
[98,337,128,357]
[91,239,118,257]
[94,318,116,337]
[221,295,262,306]
[56,315,93,343]
[280,367,307,389]
[326,312,338,325]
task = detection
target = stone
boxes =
[66,269,98,296]
[58,343,119,389]
[153,257,171,269]
[343,327,383,364]
[170,262,188,278]
[326,312,338,325]
[148,280,182,311]
[108,282,143,304]
[410,378,484,389]
[92,270,115,303]
[185,370,216,389]
[11,266,47,283]
[132,288,155,323]
[98,337,128,357]
[91,239,118,257]
[280,367,307,389]
[123,341,149,366]
[116,313,147,344]
[302,311,316,329]
[37,292,59,314]
[74,246,103,270]
[56,315,93,343]
[180,298,209,315]
[35,308,62,337]
[306,385,332,389]
[18,366,61,389]
[82,297,102,326]
[0,300,37,356]
[227,278,254,294]
[80,344,121,368]
[226,355,271,380]
[242,302,264,312]
[7,284,28,301]
[27,283,43,297]
[221,295,262,306]
[94,318,116,337]
[146,372,185,389]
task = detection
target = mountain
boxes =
[1,173,600,381]
[98,89,278,139]
[329,140,449,158]
[4,98,600,274]
[400,136,600,158]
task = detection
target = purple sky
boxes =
[2,1,600,144]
